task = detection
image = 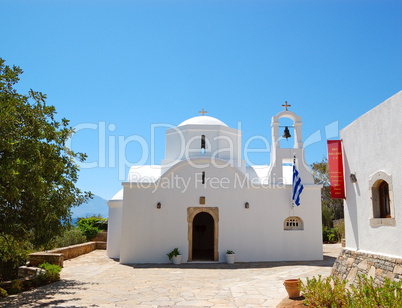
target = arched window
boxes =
[379,181,390,218]
[372,179,391,219]
[284,216,303,230]
[369,171,395,227]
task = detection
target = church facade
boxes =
[107,108,323,263]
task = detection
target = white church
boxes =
[107,106,323,263]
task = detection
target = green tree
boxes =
[0,58,91,272]
[310,157,344,228]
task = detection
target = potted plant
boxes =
[226,250,235,264]
[167,248,182,265]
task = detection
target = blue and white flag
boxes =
[292,156,304,206]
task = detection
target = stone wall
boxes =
[29,241,106,267]
[18,266,45,278]
[29,252,64,267]
[94,230,107,242]
[332,249,402,286]
[51,242,97,259]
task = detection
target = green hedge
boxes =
[77,217,107,241]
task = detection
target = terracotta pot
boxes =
[283,279,300,298]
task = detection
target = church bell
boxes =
[282,126,291,139]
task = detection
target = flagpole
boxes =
[291,154,296,208]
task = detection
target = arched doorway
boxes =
[192,212,214,261]
[187,207,219,261]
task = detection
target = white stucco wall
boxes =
[107,189,123,259]
[340,91,402,258]
[163,124,243,172]
[119,159,322,264]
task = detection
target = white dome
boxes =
[178,116,228,127]
[110,189,123,201]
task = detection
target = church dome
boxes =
[110,189,123,201]
[178,116,228,127]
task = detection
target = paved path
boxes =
[1,244,341,308]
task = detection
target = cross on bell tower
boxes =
[282,101,291,111]
[199,108,208,116]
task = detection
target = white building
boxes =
[341,91,402,258]
[107,108,323,263]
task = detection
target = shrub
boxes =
[299,274,402,307]
[0,235,31,281]
[50,227,87,248]
[39,262,61,281]
[0,287,8,298]
[348,275,402,307]
[96,218,108,231]
[33,262,62,286]
[77,217,107,240]
[321,203,334,228]
[8,280,24,295]
[323,227,340,243]
[299,275,348,307]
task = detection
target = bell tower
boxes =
[268,102,314,185]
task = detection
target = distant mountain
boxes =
[71,194,108,218]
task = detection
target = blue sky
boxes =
[1,0,401,200]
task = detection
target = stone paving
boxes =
[0,244,341,308]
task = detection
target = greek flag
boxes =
[292,156,304,206]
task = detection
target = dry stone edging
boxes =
[331,248,402,286]
[29,231,107,268]
[29,241,106,267]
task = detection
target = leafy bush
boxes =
[299,274,402,307]
[50,227,87,248]
[323,227,340,243]
[300,275,348,307]
[8,280,24,295]
[95,218,108,231]
[0,235,31,281]
[322,203,335,228]
[77,217,107,240]
[39,262,61,281]
[33,262,62,286]
[348,275,402,307]
[0,287,8,298]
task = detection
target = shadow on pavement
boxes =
[0,279,97,308]
[123,255,337,270]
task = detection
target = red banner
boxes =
[327,140,345,199]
